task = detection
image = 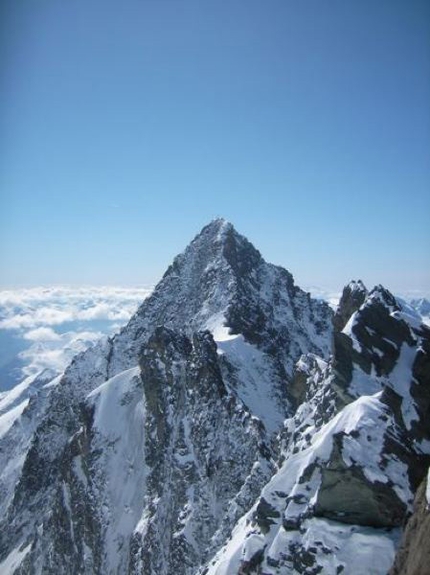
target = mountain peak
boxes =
[168,218,263,282]
[347,279,367,294]
[189,217,234,249]
[367,284,399,310]
[108,219,332,396]
[333,279,368,331]
[191,217,243,248]
[204,216,231,233]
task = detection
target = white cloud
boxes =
[19,330,105,379]
[77,303,132,321]
[23,327,61,342]
[0,286,152,330]
[1,308,73,330]
[303,286,341,309]
[0,286,153,388]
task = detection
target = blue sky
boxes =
[1,0,429,294]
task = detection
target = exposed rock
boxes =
[314,434,407,527]
[333,280,368,332]
[389,470,430,575]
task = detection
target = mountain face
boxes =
[107,219,333,426]
[0,220,332,574]
[0,219,428,575]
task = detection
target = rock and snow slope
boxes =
[200,282,430,574]
[0,220,428,575]
[0,220,332,574]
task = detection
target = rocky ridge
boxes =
[201,282,430,574]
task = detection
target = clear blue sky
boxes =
[1,0,429,294]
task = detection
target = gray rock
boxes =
[389,470,430,575]
[333,280,368,332]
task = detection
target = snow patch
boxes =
[0,543,32,574]
[85,366,147,574]
[217,335,286,434]
[0,399,29,440]
[387,343,419,430]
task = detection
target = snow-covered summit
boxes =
[347,279,367,293]
[107,219,333,389]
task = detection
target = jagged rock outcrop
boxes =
[389,469,430,575]
[333,279,368,332]
[202,285,430,575]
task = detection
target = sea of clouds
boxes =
[0,286,152,391]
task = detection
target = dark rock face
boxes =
[254,497,281,533]
[314,434,407,528]
[389,471,430,575]
[410,335,430,442]
[333,280,368,332]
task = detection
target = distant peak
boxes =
[333,280,368,331]
[210,216,229,226]
[201,218,233,238]
[367,285,398,309]
[189,219,243,250]
[346,280,367,294]
[159,219,263,288]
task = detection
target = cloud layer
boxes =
[0,286,152,388]
[0,286,152,330]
